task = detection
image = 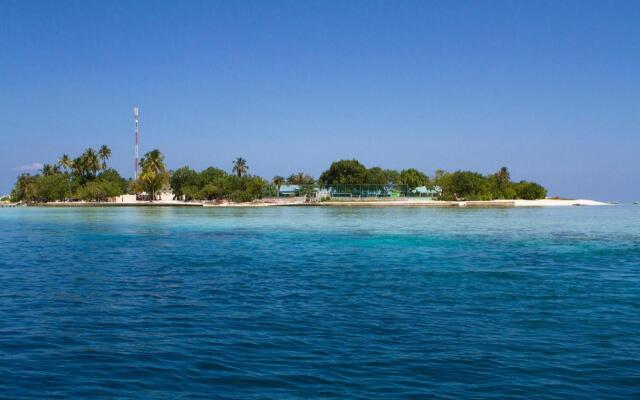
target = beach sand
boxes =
[300,199,610,207]
[27,198,611,208]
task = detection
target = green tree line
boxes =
[11,150,547,203]
[11,146,129,203]
[170,158,270,203]
[317,159,546,200]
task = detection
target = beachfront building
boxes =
[312,184,442,199]
[316,184,403,198]
[278,185,301,197]
[111,189,176,203]
[411,186,442,199]
[274,183,442,200]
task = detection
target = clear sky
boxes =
[1,0,639,200]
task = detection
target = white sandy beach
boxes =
[311,199,611,207]
[26,197,611,208]
[513,199,609,207]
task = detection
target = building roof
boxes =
[412,186,442,194]
[279,184,300,193]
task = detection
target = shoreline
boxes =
[5,198,612,208]
[293,199,611,207]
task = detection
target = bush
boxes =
[514,181,547,200]
[76,181,123,201]
[435,168,548,201]
[443,171,492,200]
[167,166,269,202]
[200,183,226,200]
[400,168,430,189]
[230,191,253,203]
[33,174,68,202]
[97,169,128,194]
[244,176,267,199]
[170,166,200,199]
[182,185,203,200]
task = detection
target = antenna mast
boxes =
[134,107,139,179]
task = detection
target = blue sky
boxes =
[1,0,639,200]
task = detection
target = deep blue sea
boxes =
[1,206,639,399]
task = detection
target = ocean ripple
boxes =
[0,206,639,399]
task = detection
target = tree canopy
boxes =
[317,160,547,200]
[400,168,430,189]
[433,167,547,200]
[319,159,367,185]
[169,163,269,202]
[10,145,128,203]
[135,150,169,200]
[287,172,315,185]
[98,145,112,171]
[232,157,248,178]
[11,150,548,204]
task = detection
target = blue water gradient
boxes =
[1,206,639,399]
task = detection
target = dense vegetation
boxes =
[10,146,129,203]
[131,150,170,199]
[10,148,547,203]
[318,160,547,200]
[434,168,547,200]
[170,164,270,202]
[319,159,431,188]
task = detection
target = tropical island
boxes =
[6,146,605,207]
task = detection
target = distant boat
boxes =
[634,201,640,205]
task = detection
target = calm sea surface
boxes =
[1,206,639,399]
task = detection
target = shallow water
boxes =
[1,206,639,399]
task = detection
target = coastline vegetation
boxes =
[9,147,547,203]
[11,146,129,203]
[169,165,269,202]
[317,160,546,200]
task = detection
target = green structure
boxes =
[411,186,443,199]
[273,183,443,199]
[319,184,407,198]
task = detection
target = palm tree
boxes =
[98,145,111,171]
[59,154,71,172]
[272,175,285,197]
[59,154,73,199]
[138,149,168,201]
[41,164,55,176]
[71,157,85,177]
[272,175,285,187]
[13,174,36,202]
[82,148,100,178]
[232,157,248,177]
[287,172,314,185]
[140,149,166,175]
[497,166,510,185]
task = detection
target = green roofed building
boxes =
[276,183,442,199]
[319,184,410,198]
[278,185,301,197]
[411,186,442,199]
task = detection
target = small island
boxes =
[6,146,607,207]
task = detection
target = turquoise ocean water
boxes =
[0,206,639,399]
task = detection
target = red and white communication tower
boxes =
[133,106,140,179]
